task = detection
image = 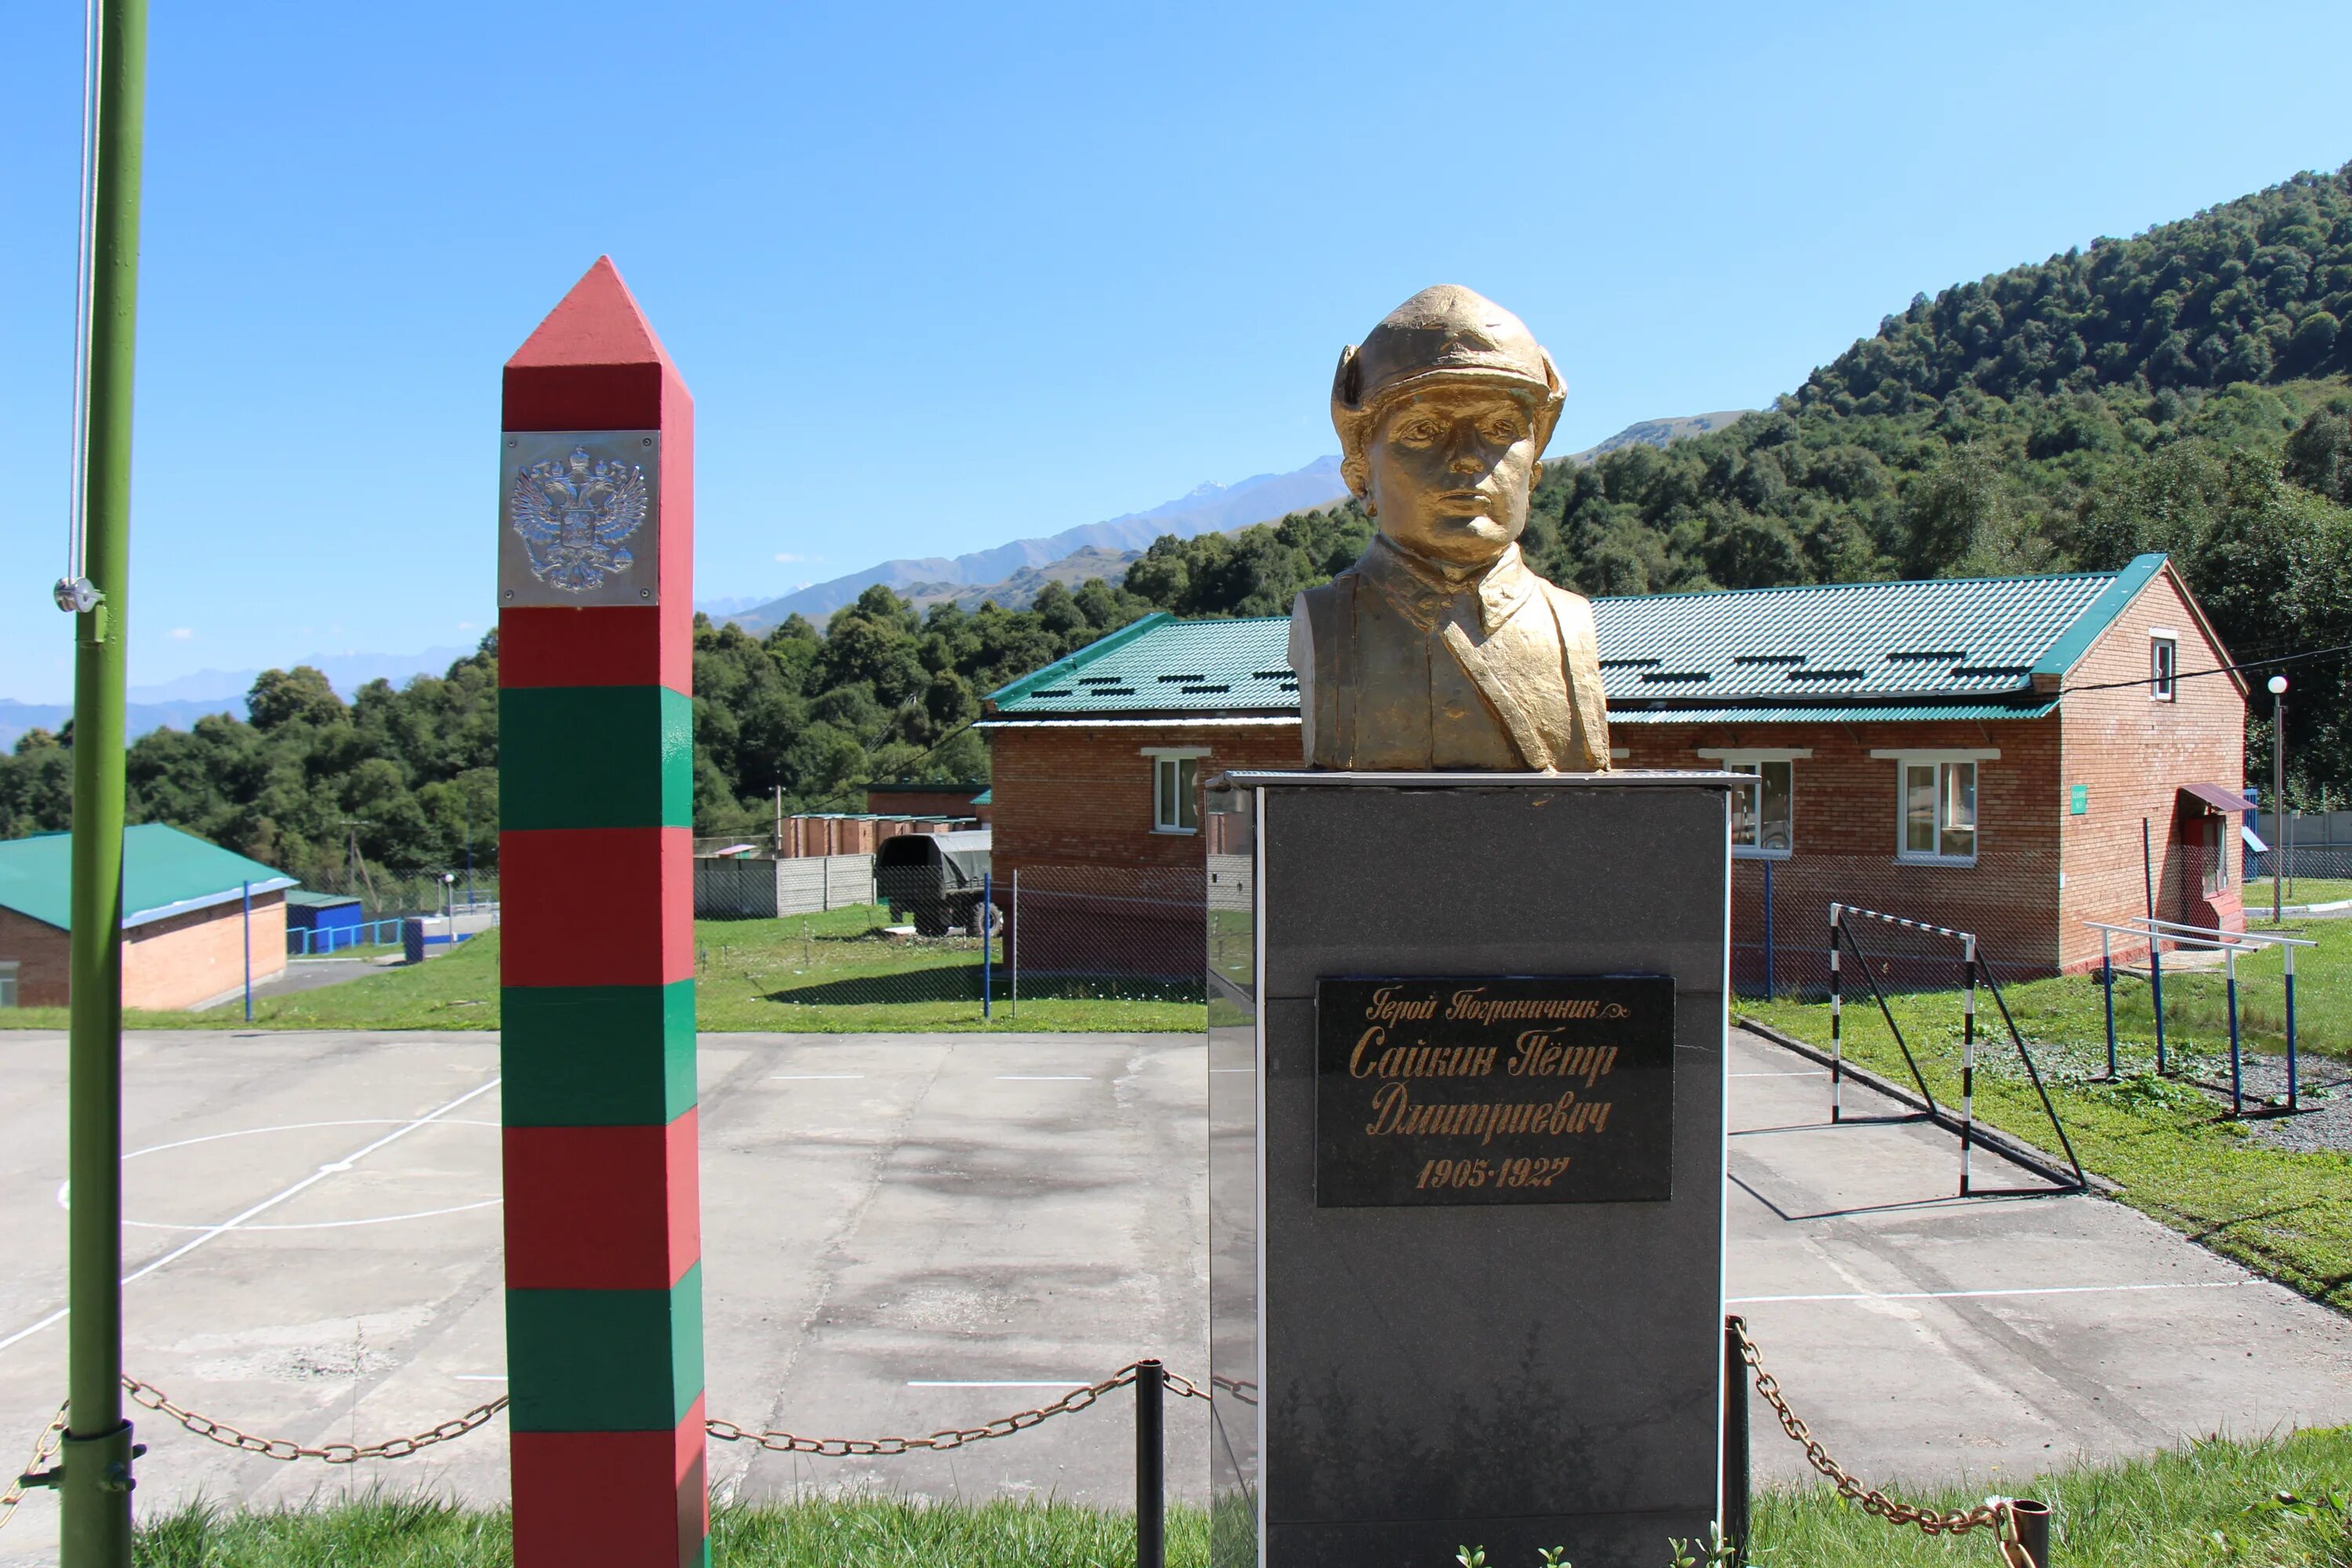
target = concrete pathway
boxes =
[0,1025,2345,1560]
[1722,1028,2352,1485]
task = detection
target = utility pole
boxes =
[2270,675,2288,925]
[53,0,150,1559]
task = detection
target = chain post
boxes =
[1135,1358,1165,1568]
[1720,1318,1748,1563]
[2007,1497,2051,1566]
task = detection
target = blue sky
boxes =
[2,0,2347,702]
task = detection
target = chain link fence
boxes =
[690,862,1207,1027]
[297,866,499,920]
[1002,865,1207,1011]
[1728,853,2070,1005]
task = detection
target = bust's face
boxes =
[1363,384,1542,568]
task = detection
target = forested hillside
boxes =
[1128,165,2352,794]
[6,165,2351,874]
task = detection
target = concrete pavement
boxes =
[0,1023,2345,1559]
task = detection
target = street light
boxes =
[2268,674,2288,925]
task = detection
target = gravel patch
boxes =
[2176,1051,2352,1152]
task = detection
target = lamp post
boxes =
[2268,676,2288,924]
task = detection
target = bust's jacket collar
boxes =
[1359,533,1541,635]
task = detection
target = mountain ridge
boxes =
[712,457,1348,632]
[710,412,1751,626]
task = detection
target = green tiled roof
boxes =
[1610,701,2059,724]
[0,823,298,932]
[985,555,2172,721]
[988,612,1299,715]
[1592,562,2150,706]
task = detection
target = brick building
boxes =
[865,782,992,824]
[980,554,2248,985]
[0,824,297,1011]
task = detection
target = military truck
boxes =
[874,829,995,937]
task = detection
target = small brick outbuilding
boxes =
[980,554,2247,987]
[0,824,296,1011]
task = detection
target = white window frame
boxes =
[1696,747,1809,859]
[1142,746,1210,835]
[1873,749,1996,866]
[2150,633,2177,702]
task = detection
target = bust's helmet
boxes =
[1330,285,1565,498]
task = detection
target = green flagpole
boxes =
[60,0,147,1559]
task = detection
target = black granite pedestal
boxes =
[1206,771,1736,1568]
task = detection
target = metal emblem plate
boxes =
[498,430,661,607]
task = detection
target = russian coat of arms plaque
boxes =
[498,430,661,607]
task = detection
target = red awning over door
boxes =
[2179,782,2257,815]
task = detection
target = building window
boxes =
[2151,636,2176,701]
[0,961,16,1008]
[1151,753,1201,834]
[1726,760,1794,856]
[1697,748,1807,858]
[1900,760,1977,864]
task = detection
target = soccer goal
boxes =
[1828,902,2088,1197]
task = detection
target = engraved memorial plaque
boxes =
[1315,975,1674,1207]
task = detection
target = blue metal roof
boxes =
[985,556,2172,722]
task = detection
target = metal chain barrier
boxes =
[1731,1319,2020,1547]
[706,1361,1206,1457]
[122,1375,510,1465]
[0,1402,69,1536]
[5,1361,1206,1486]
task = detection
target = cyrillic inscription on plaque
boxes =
[1315,976,1674,1207]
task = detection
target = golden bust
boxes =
[1289,285,1611,772]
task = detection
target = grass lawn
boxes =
[1746,920,2352,1313]
[117,1428,2352,1566]
[0,906,1207,1035]
[2246,875,2352,908]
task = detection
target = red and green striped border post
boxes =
[499,257,704,1567]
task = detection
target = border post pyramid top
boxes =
[506,256,673,371]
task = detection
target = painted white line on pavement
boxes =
[1730,1279,2256,1305]
[125,1198,503,1234]
[0,1077,503,1358]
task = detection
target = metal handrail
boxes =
[2082,916,2310,1112]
